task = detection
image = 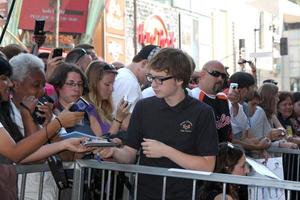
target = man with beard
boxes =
[191,60,243,143]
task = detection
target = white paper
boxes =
[168,168,211,175]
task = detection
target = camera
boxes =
[32,95,53,125]
[34,19,45,35]
[52,48,63,58]
[229,83,238,90]
[229,83,239,94]
[238,59,252,65]
[69,97,90,112]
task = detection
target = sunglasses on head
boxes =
[204,69,227,79]
[74,48,87,63]
[102,63,118,73]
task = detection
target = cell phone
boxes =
[34,19,45,35]
[69,97,90,112]
[123,95,132,107]
[52,48,63,58]
[229,83,238,90]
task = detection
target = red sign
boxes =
[19,0,89,33]
[137,15,176,47]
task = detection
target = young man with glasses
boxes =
[98,48,218,200]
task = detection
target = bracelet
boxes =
[55,117,63,129]
[20,102,32,114]
[113,117,122,124]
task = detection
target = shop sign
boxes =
[19,0,89,33]
[137,15,176,47]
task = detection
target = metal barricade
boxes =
[15,162,75,200]
[71,159,300,200]
[267,146,300,200]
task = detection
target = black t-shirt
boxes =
[125,95,218,200]
[199,92,232,143]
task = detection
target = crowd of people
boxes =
[0,37,299,200]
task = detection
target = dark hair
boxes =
[215,142,245,174]
[38,52,50,59]
[278,91,293,106]
[132,45,160,62]
[0,57,23,143]
[65,48,87,64]
[48,62,89,95]
[200,142,244,200]
[253,91,260,100]
[293,92,300,103]
[229,71,255,89]
[148,48,192,88]
[1,44,28,60]
[0,56,12,77]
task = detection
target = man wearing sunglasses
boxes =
[99,48,218,200]
[191,60,244,143]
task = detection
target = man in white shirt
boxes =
[112,45,160,130]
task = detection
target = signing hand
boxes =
[141,138,168,158]
[62,138,93,153]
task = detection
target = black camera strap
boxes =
[46,141,69,190]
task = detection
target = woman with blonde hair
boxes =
[85,61,129,136]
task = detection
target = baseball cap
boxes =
[229,71,255,89]
[132,45,160,62]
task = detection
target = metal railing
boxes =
[12,147,300,200]
[267,146,300,199]
[71,159,300,200]
[16,162,74,200]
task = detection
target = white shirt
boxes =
[112,68,142,113]
[249,106,272,138]
[10,101,58,200]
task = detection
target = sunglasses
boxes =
[204,69,227,79]
[103,64,117,71]
[74,48,88,63]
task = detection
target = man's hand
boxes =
[46,56,64,81]
[94,147,115,159]
[141,138,168,158]
[33,34,46,48]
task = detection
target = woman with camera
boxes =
[5,53,89,199]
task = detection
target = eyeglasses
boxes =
[145,73,174,85]
[204,69,227,79]
[64,81,84,88]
